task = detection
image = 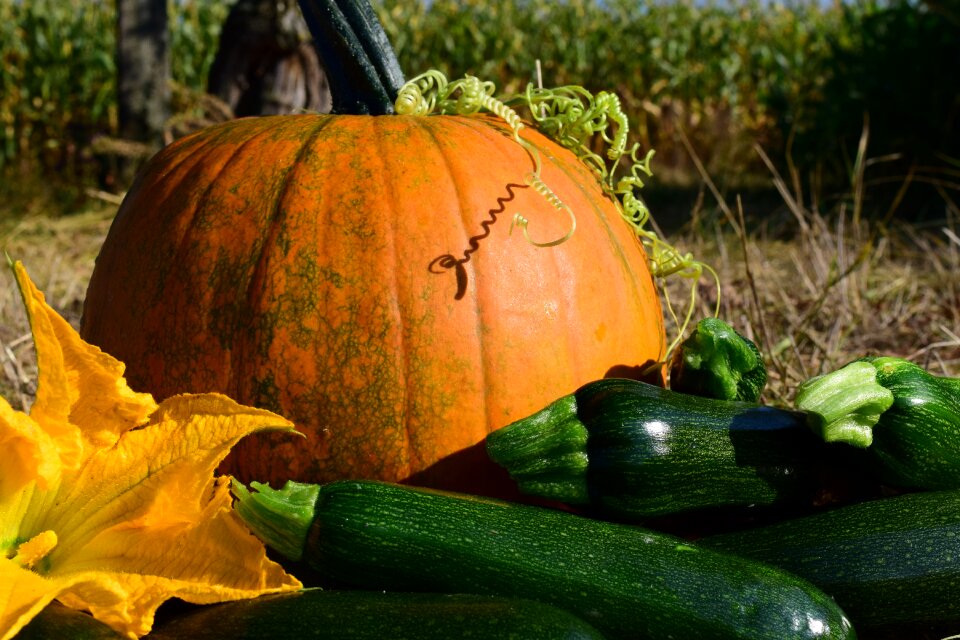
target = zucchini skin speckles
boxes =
[865,356,960,489]
[298,480,855,640]
[487,378,865,519]
[703,488,960,630]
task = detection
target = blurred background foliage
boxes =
[0,0,957,218]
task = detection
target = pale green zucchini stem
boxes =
[232,479,321,562]
[795,360,894,447]
[485,395,590,503]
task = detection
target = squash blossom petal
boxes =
[0,262,302,640]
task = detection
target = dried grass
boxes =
[1,179,957,413]
[661,132,960,405]
[662,211,960,405]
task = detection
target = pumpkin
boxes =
[80,0,666,495]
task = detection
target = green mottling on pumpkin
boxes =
[247,308,274,361]
[284,305,318,352]
[252,372,283,414]
[81,110,666,492]
[191,195,224,233]
[275,220,293,256]
[319,265,346,289]
[209,302,243,352]
[205,248,261,351]
[290,247,321,284]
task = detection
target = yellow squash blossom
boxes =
[0,261,302,640]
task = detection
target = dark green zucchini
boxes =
[796,356,960,489]
[670,317,767,402]
[485,377,868,519]
[701,488,960,630]
[148,589,607,640]
[15,602,125,640]
[233,479,855,640]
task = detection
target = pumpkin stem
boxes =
[297,0,405,115]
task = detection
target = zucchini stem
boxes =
[795,361,894,447]
[232,479,321,562]
[669,317,767,402]
[485,395,590,503]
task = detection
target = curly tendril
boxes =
[396,71,718,360]
[510,172,577,247]
[396,71,573,247]
[511,82,720,358]
[394,70,447,116]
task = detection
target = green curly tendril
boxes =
[395,70,575,247]
[396,70,719,358]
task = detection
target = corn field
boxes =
[0,0,228,175]
[1,0,957,208]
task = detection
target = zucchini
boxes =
[701,488,960,630]
[485,377,868,519]
[796,356,960,489]
[15,602,124,640]
[670,317,767,402]
[233,479,856,640]
[149,589,607,640]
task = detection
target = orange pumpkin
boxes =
[80,1,666,495]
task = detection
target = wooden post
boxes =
[116,0,170,149]
[208,0,332,117]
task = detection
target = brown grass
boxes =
[661,208,960,405]
[1,182,958,413]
